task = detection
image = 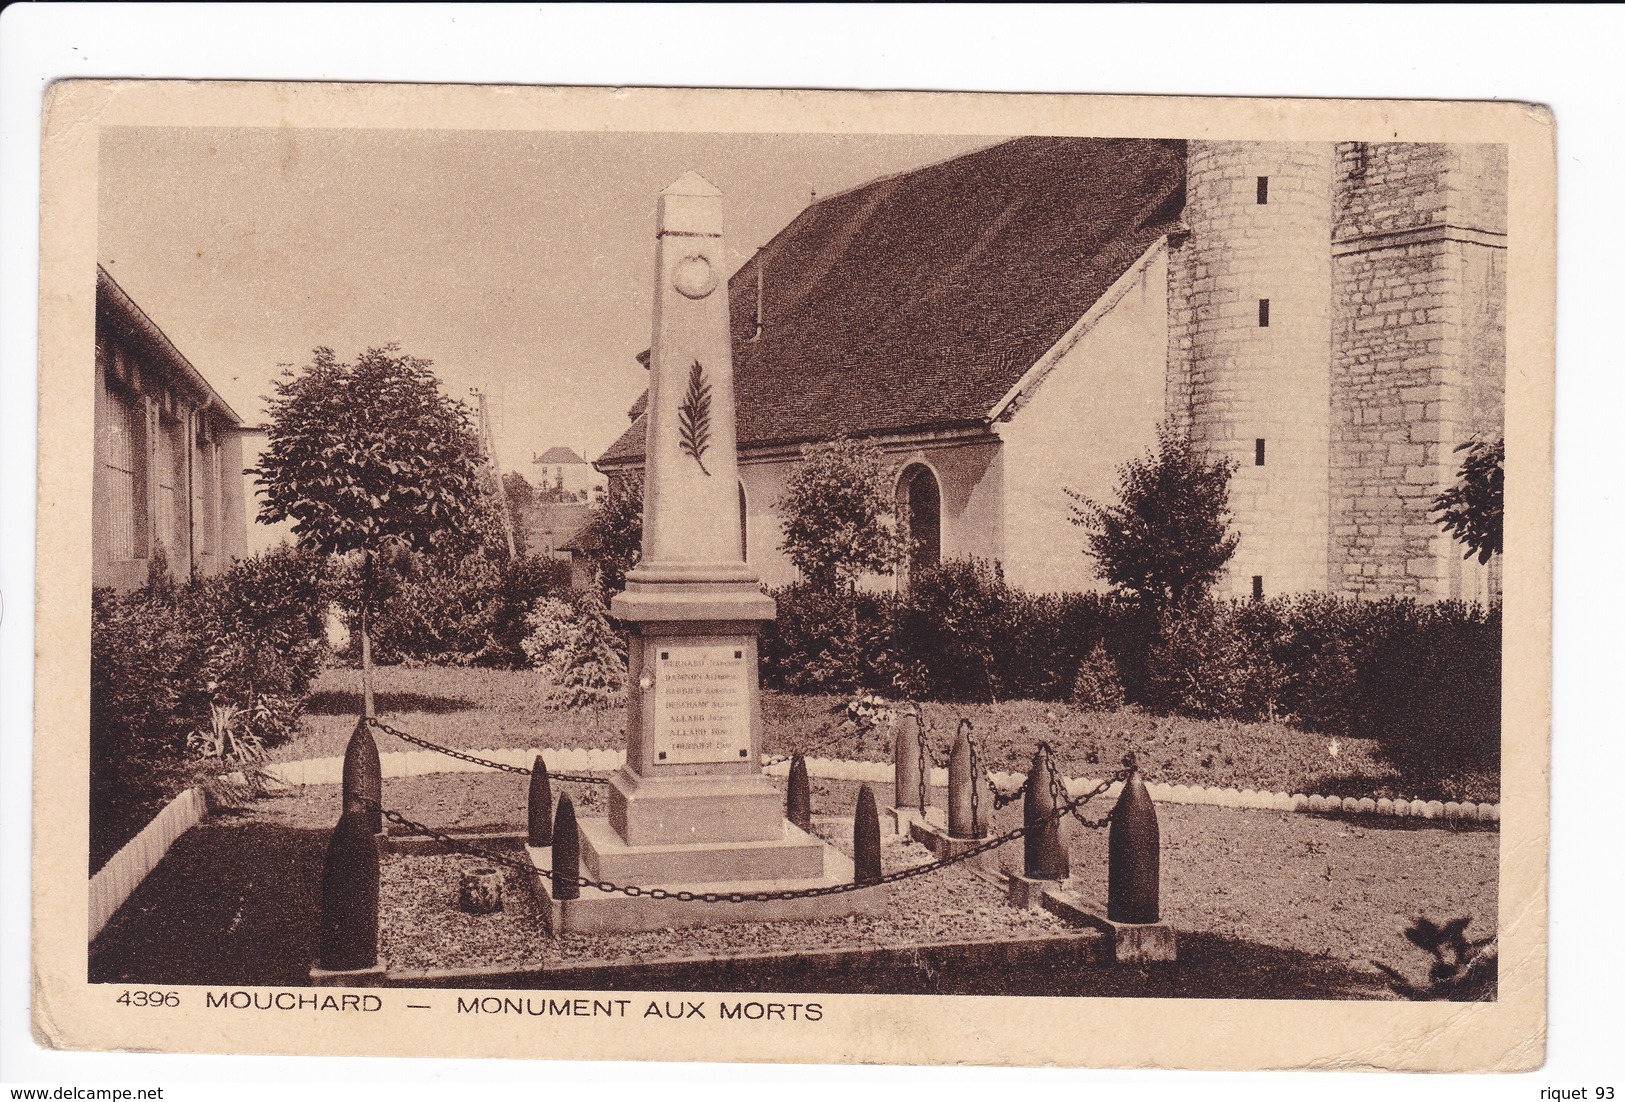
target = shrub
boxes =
[357,551,570,668]
[893,559,1014,702]
[89,544,331,869]
[521,586,628,708]
[775,437,903,593]
[1070,645,1125,711]
[759,582,897,695]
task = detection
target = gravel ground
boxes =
[93,767,1497,998]
[379,829,1072,975]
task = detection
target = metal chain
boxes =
[1039,741,1116,829]
[364,716,609,785]
[362,772,1124,905]
[986,773,1029,810]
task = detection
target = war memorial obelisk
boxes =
[529,173,882,933]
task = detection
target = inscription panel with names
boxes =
[651,644,753,765]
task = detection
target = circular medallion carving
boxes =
[672,255,717,299]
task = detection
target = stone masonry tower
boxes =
[1170,141,1505,601]
[1328,143,1506,601]
[1169,141,1336,599]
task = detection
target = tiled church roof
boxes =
[600,136,1186,466]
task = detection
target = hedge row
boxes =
[90,545,331,870]
[759,560,1501,785]
[340,552,572,669]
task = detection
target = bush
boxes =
[89,545,332,869]
[759,582,898,695]
[520,587,628,708]
[356,551,570,668]
[761,557,1499,796]
[1070,645,1125,711]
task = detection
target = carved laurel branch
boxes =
[678,359,713,476]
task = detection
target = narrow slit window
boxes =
[1258,298,1270,327]
[1252,576,1264,601]
[1255,438,1267,466]
[1256,176,1269,204]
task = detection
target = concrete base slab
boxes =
[579,817,827,883]
[308,959,390,987]
[903,808,1006,880]
[1006,870,1068,911]
[1032,888,1178,963]
[527,824,887,935]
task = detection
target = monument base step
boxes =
[579,817,827,883]
[526,826,887,935]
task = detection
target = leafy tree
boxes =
[502,471,535,556]
[775,437,904,593]
[1066,424,1240,615]
[503,471,536,516]
[574,473,644,598]
[1432,437,1503,565]
[251,345,487,715]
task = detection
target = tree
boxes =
[1432,437,1503,565]
[251,345,487,715]
[502,471,535,556]
[775,437,904,593]
[1066,424,1240,615]
[574,473,644,598]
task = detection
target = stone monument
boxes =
[528,173,883,933]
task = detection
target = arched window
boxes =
[898,464,941,578]
[738,481,749,561]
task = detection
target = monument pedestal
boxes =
[528,171,888,936]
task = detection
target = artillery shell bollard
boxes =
[1004,747,1070,910]
[1108,771,1161,924]
[853,783,882,887]
[315,809,380,976]
[527,754,553,847]
[342,716,382,835]
[551,794,581,901]
[892,712,924,812]
[787,753,813,832]
[1023,748,1070,882]
[947,722,983,839]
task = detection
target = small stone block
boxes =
[1409,799,1429,817]
[1006,871,1063,911]
[1290,794,1308,811]
[1479,803,1499,823]
[1425,800,1445,819]
[1444,801,1462,819]
[1357,797,1377,814]
[308,960,389,987]
[1393,799,1410,817]
[1342,796,1361,814]
[1035,888,1176,964]
[1377,798,1394,815]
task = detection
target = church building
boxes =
[597,138,1505,602]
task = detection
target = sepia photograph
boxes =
[27,79,1555,1073]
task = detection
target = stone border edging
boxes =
[257,749,1499,825]
[383,929,1102,990]
[89,786,208,942]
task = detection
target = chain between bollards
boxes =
[353,769,1125,906]
[364,716,608,784]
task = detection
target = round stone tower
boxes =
[1168,141,1334,598]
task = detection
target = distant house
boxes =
[598,137,1505,602]
[531,446,604,502]
[93,265,251,589]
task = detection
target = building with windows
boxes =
[596,137,1506,601]
[93,265,251,589]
